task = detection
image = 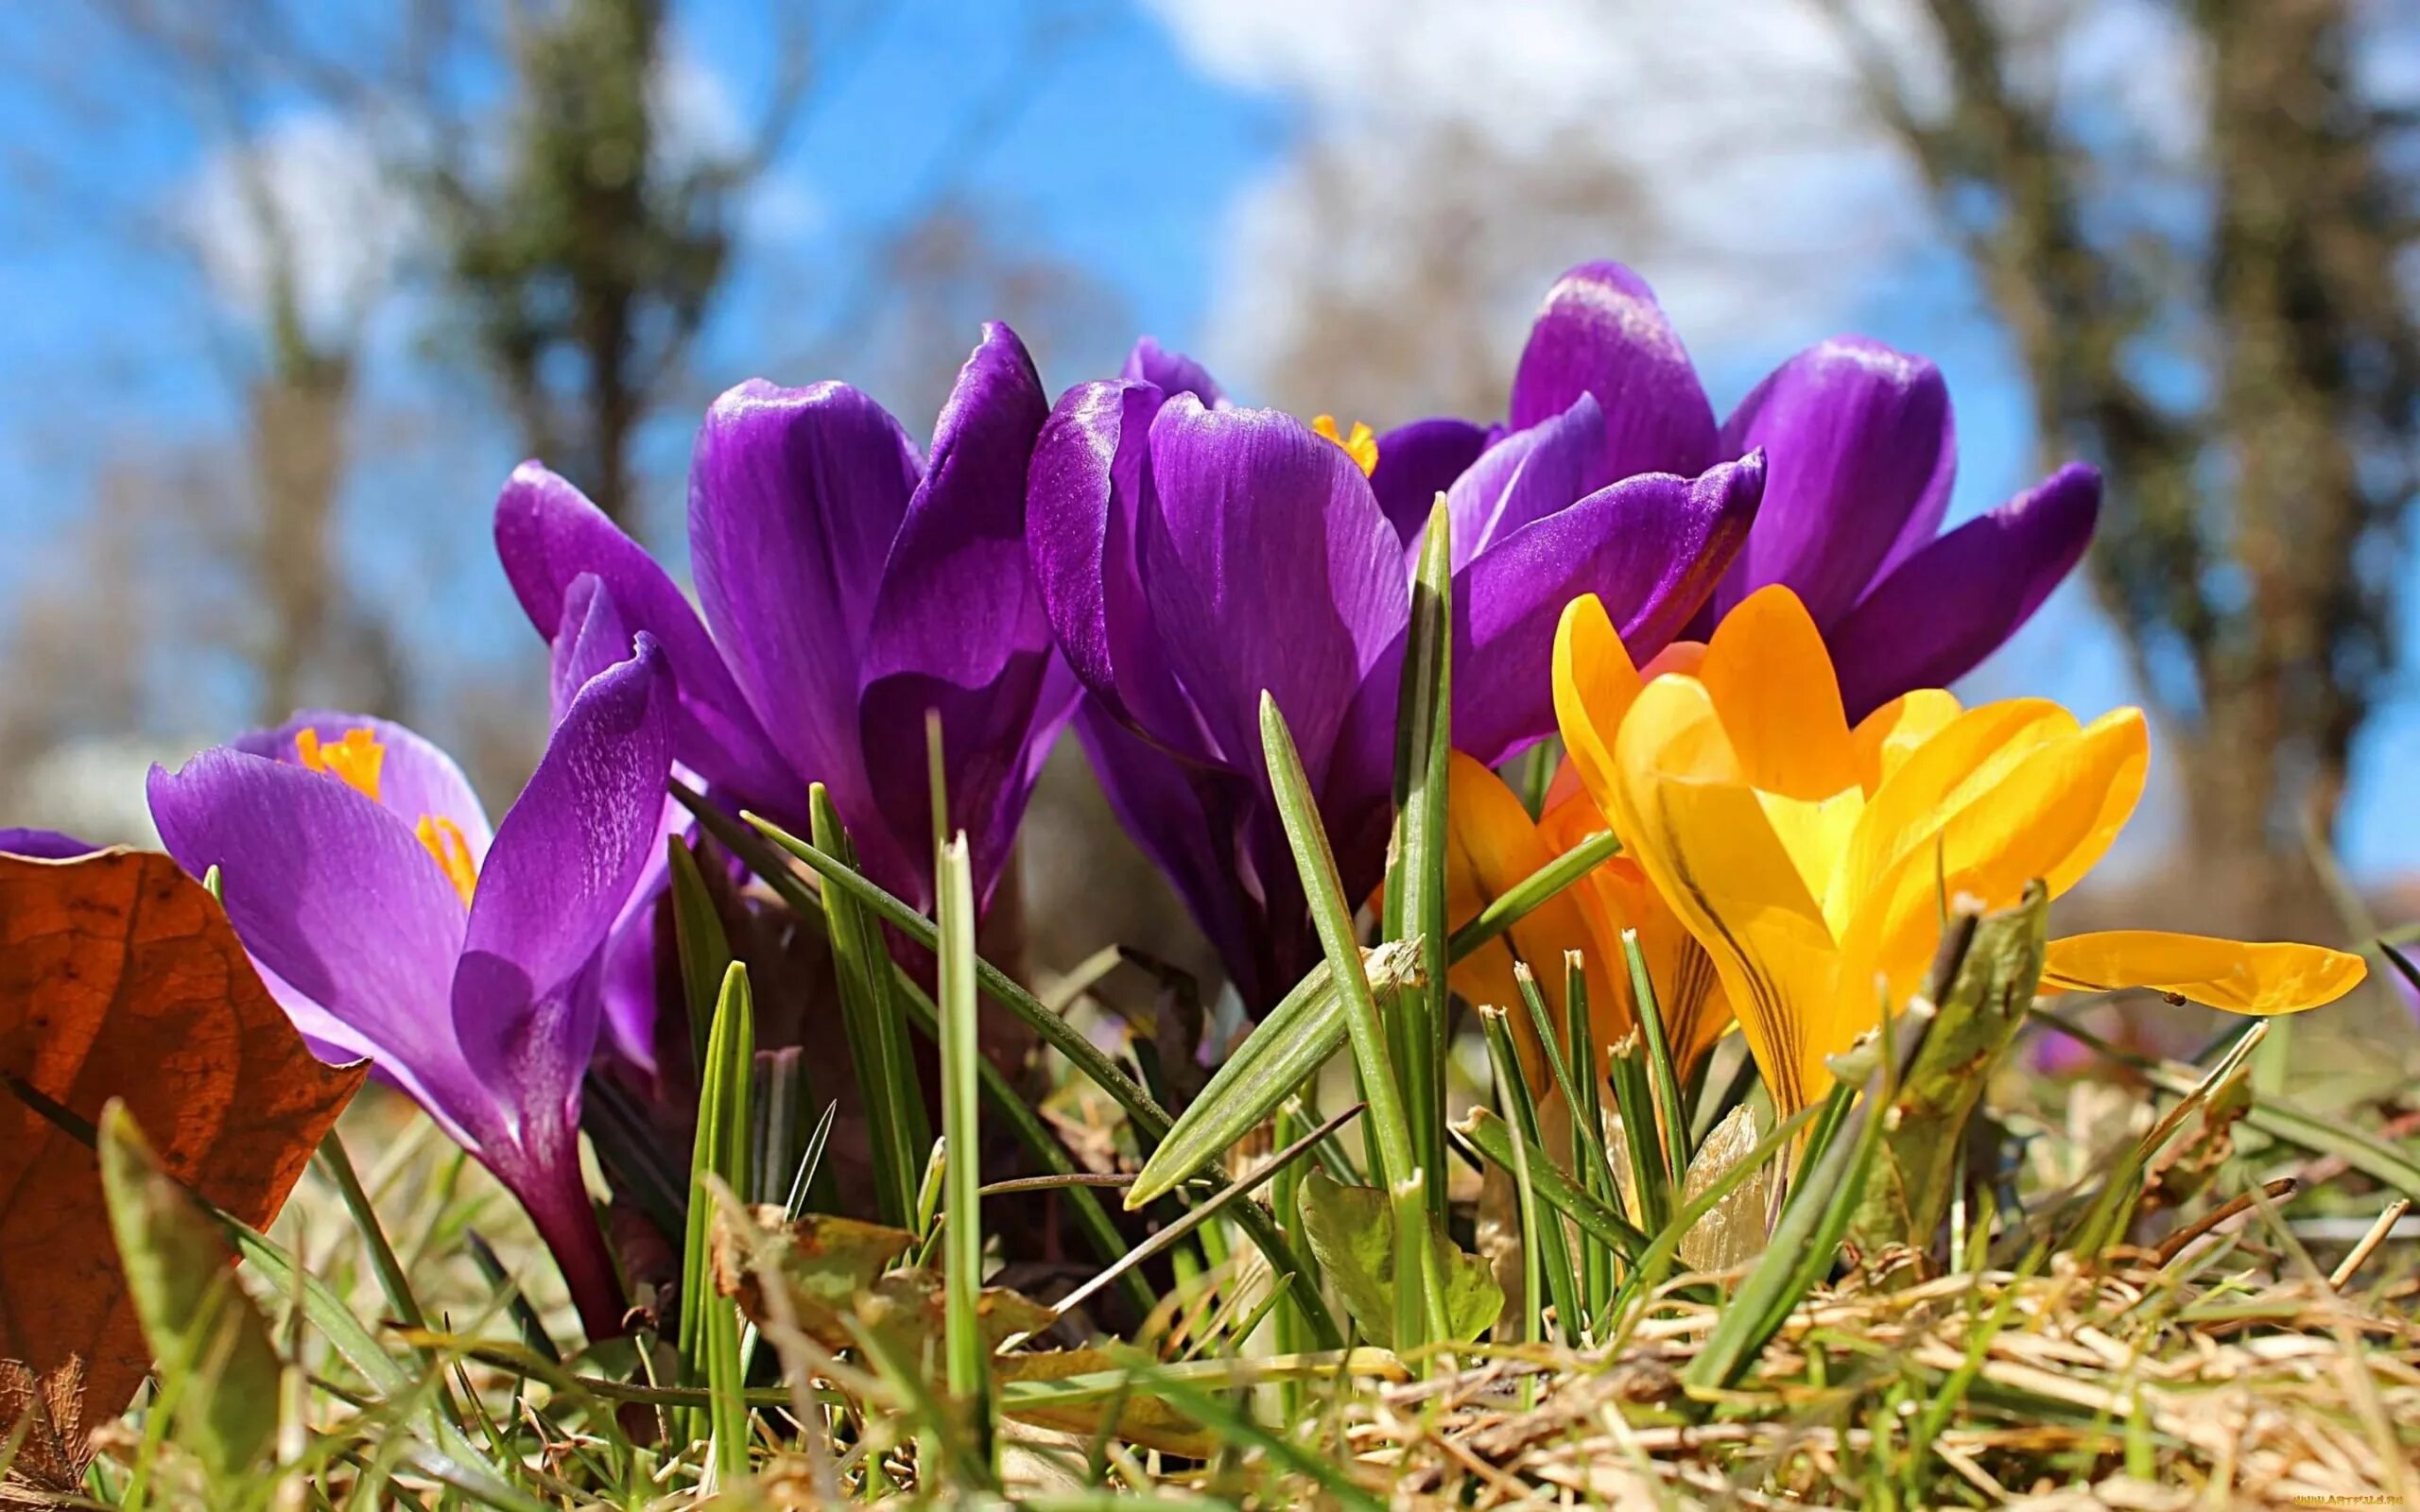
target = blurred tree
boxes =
[1824,0,2420,930]
[423,0,808,536]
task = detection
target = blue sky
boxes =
[0,0,2412,878]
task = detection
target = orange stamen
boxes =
[1312,414,1379,476]
[415,815,478,907]
[296,727,385,802]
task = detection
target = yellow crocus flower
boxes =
[1530,583,2365,1117]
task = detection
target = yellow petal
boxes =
[1838,708,2150,1007]
[1850,688,1962,794]
[1443,752,1608,1089]
[1697,585,1858,800]
[1552,593,1645,830]
[1536,788,1731,1074]
[1607,674,1844,1115]
[1836,698,2080,917]
[2043,931,2368,1015]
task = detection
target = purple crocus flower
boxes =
[0,829,98,858]
[1517,263,2100,720]
[495,323,1073,924]
[147,641,674,1340]
[1028,277,1766,1009]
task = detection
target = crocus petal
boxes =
[1028,381,1214,760]
[0,829,97,858]
[688,376,923,811]
[1141,397,1408,784]
[453,639,673,1103]
[1441,453,1765,771]
[239,712,494,862]
[1713,337,1955,626]
[1121,336,1225,407]
[495,462,792,808]
[1828,464,2101,720]
[549,574,635,721]
[1605,674,1843,1114]
[147,748,487,1130]
[1849,689,1963,793]
[1837,707,2149,1005]
[1538,777,1735,1075]
[2041,931,2367,1013]
[1439,393,1607,571]
[1509,261,1717,479]
[1369,417,1490,545]
[1551,593,1648,830]
[1695,585,1858,801]
[854,324,1057,900]
[1443,752,1610,1089]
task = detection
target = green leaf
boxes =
[809,783,928,1228]
[1453,1108,1648,1263]
[1848,883,2049,1254]
[1294,1169,1501,1349]
[1124,943,1419,1210]
[1130,825,1621,1212]
[666,833,732,1077]
[1384,495,1454,1222]
[936,831,994,1477]
[97,1101,280,1484]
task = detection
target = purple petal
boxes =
[1121,336,1225,407]
[147,747,490,1135]
[1713,336,1956,626]
[847,326,1058,902]
[0,829,98,858]
[549,574,636,721]
[238,712,494,862]
[453,637,676,1100]
[859,651,1063,908]
[1329,453,1766,806]
[1437,393,1608,571]
[1369,417,1491,545]
[1141,397,1409,784]
[1829,463,2101,720]
[495,463,792,809]
[1028,380,1215,760]
[688,378,923,816]
[860,325,1052,694]
[1509,261,1717,479]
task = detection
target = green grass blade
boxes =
[1384,496,1454,1223]
[682,961,754,1442]
[1446,829,1620,958]
[1125,945,1417,1209]
[1513,963,1616,1219]
[808,782,928,1227]
[936,832,995,1477]
[666,834,732,1076]
[1260,694,1420,1208]
[720,795,1170,1139]
[1682,917,1970,1396]
[1622,928,1693,1184]
[462,1228,562,1366]
[1479,1006,1578,1346]
[1453,1108,1648,1262]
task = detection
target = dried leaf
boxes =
[1678,1104,1776,1273]
[0,852,364,1487]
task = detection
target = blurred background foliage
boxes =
[2,0,2417,1057]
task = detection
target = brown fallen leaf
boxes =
[0,851,365,1491]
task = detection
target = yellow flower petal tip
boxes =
[2042,931,2368,1015]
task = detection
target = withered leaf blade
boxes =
[1678,1103,1776,1274]
[0,851,366,1487]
